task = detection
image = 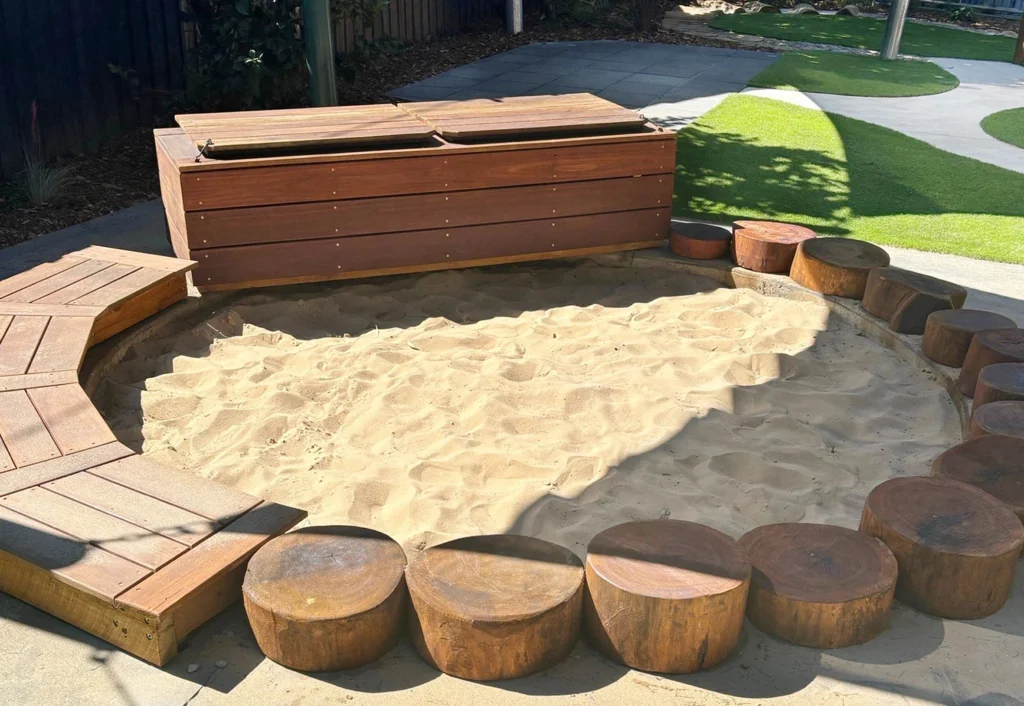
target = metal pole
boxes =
[880,0,910,60]
[506,0,523,34]
[303,0,338,106]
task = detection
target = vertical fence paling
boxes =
[333,0,503,53]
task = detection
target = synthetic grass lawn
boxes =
[981,107,1024,149]
[673,95,1024,264]
[709,14,1016,62]
[747,51,959,97]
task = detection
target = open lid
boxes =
[401,93,647,140]
[175,104,434,156]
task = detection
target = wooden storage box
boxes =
[155,95,676,292]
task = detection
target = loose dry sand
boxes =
[90,260,991,705]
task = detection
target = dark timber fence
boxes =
[0,0,504,181]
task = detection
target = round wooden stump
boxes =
[731,220,816,274]
[406,534,584,681]
[788,238,890,299]
[859,477,1024,619]
[932,435,1024,523]
[669,222,732,260]
[974,363,1024,408]
[922,310,1018,368]
[862,267,968,335]
[958,329,1024,397]
[583,520,749,674]
[970,401,1024,440]
[242,526,408,672]
[738,523,897,648]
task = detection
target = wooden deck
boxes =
[0,247,306,665]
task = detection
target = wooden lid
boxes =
[972,402,1024,439]
[739,523,896,603]
[797,238,890,271]
[406,535,584,623]
[732,220,817,244]
[973,329,1024,359]
[928,309,1017,333]
[586,520,749,600]
[979,363,1024,395]
[865,476,1024,557]
[176,105,434,156]
[402,94,647,140]
[243,526,407,621]
[932,435,1024,514]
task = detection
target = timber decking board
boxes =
[0,302,104,318]
[0,438,12,473]
[28,317,94,374]
[72,267,176,308]
[72,246,197,274]
[0,442,135,497]
[184,174,674,249]
[0,257,86,300]
[0,371,79,392]
[0,316,49,376]
[35,264,139,304]
[1,260,113,304]
[27,385,117,456]
[0,389,62,467]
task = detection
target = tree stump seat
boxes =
[974,363,1024,408]
[861,267,968,335]
[932,435,1024,523]
[738,523,897,648]
[242,526,408,672]
[921,310,1017,368]
[789,238,890,299]
[406,534,584,681]
[669,222,733,260]
[860,476,1024,619]
[731,220,816,274]
[969,401,1024,440]
[958,329,1024,398]
[583,520,750,674]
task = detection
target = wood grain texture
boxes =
[738,523,896,648]
[859,476,1023,619]
[932,435,1024,522]
[0,442,134,497]
[407,534,584,681]
[974,363,1024,408]
[958,329,1024,398]
[1,260,112,303]
[0,371,79,392]
[584,520,749,673]
[0,257,86,300]
[970,401,1024,440]
[668,223,733,261]
[0,438,13,473]
[0,316,49,375]
[27,317,94,373]
[0,302,104,317]
[862,267,968,335]
[34,264,138,304]
[243,526,407,671]
[71,246,196,273]
[788,238,890,299]
[731,220,816,274]
[88,274,188,345]
[921,310,1017,368]
[0,389,61,467]
[26,384,116,456]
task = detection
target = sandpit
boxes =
[97,261,959,559]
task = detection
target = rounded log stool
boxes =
[974,363,1024,408]
[921,310,1017,368]
[584,520,749,673]
[860,477,1024,619]
[738,524,897,648]
[789,238,890,299]
[970,401,1024,440]
[932,435,1024,523]
[669,222,732,260]
[731,220,816,274]
[406,534,584,681]
[862,267,968,335]
[242,526,408,672]
[958,329,1024,397]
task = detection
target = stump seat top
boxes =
[932,436,1024,513]
[733,220,817,244]
[927,309,1017,334]
[972,402,1024,439]
[796,238,890,270]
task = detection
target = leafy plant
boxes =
[949,5,976,23]
[626,0,666,31]
[21,153,73,205]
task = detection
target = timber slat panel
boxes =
[0,504,150,601]
[178,140,674,211]
[1,486,188,571]
[72,245,197,273]
[89,455,261,525]
[27,317,94,374]
[0,439,13,473]
[0,302,104,318]
[46,473,220,547]
[0,371,79,392]
[1,259,113,303]
[0,442,135,497]
[0,389,61,468]
[0,316,49,375]
[0,257,86,300]
[185,175,673,249]
[26,385,116,456]
[35,263,139,304]
[71,268,172,308]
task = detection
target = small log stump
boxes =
[738,523,897,648]
[969,401,1024,440]
[922,310,1017,368]
[932,435,1024,523]
[731,220,816,274]
[406,534,584,681]
[860,476,1024,619]
[789,238,890,299]
[958,329,1024,397]
[584,520,749,673]
[862,267,968,335]
[974,363,1024,408]
[242,526,408,672]
[669,222,732,260]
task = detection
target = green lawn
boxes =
[673,95,1024,264]
[709,14,1017,62]
[747,51,959,96]
[981,107,1024,149]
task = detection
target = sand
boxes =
[91,260,980,704]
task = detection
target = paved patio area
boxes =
[387,40,778,108]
